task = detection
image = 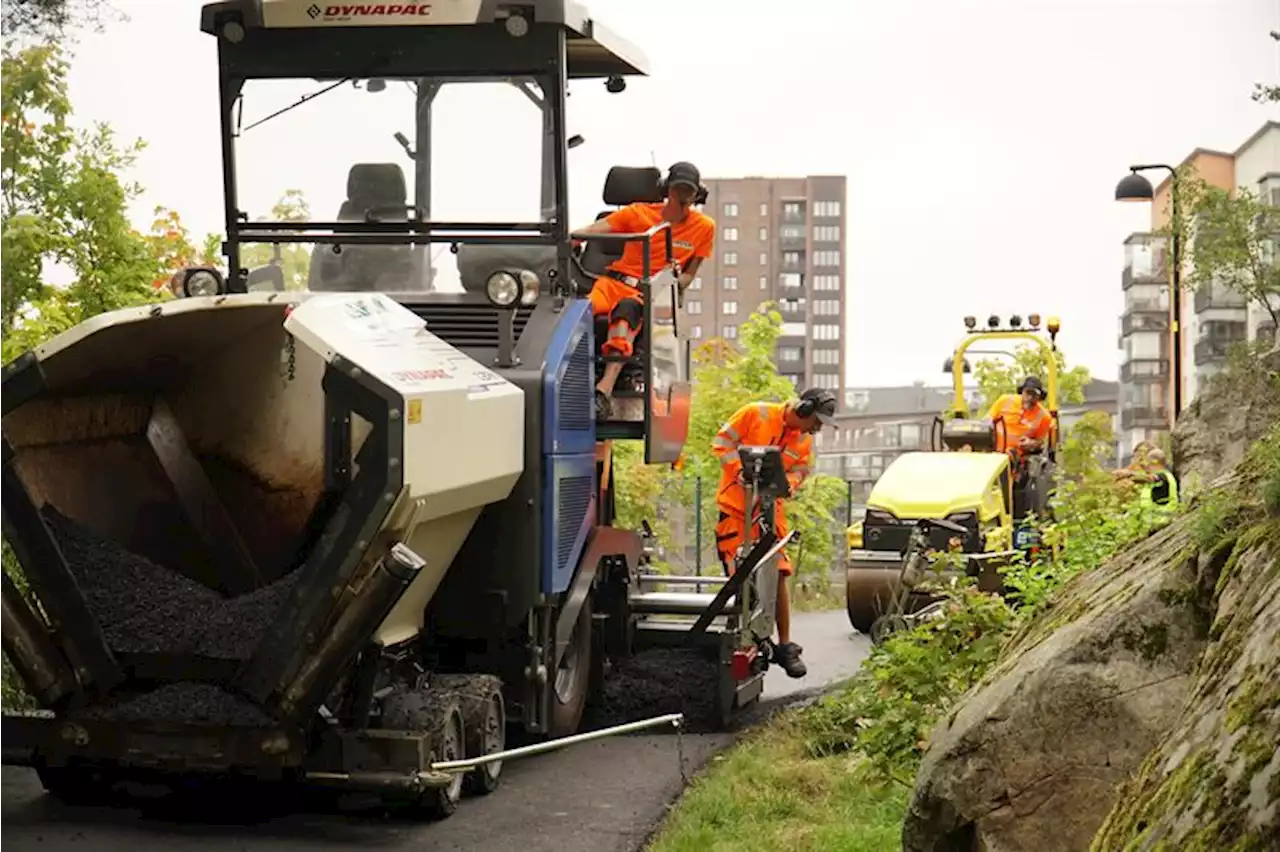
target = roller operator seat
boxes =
[308,163,420,292]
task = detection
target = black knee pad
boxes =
[609,297,643,329]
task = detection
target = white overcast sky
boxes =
[57,0,1280,386]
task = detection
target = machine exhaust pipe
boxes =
[1,574,77,708]
[273,543,425,720]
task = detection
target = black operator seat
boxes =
[584,166,669,370]
[308,163,419,292]
[575,165,664,289]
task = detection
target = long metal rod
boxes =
[429,712,684,772]
[638,574,729,587]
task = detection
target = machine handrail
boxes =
[239,220,554,233]
[569,221,674,282]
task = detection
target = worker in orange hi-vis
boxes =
[985,376,1054,473]
[711,388,838,679]
[572,162,716,421]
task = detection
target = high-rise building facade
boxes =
[686,176,848,402]
[1116,121,1279,465]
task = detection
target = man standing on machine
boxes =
[710,388,838,679]
[571,162,716,421]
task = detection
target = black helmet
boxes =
[1017,376,1045,398]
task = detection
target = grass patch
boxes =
[791,583,844,613]
[647,714,908,852]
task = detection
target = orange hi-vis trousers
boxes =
[588,274,644,359]
[716,502,794,578]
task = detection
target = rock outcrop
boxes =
[902,349,1280,852]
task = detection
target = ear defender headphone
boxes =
[1017,376,1047,401]
[658,162,709,205]
[795,387,837,419]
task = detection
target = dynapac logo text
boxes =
[321,4,434,18]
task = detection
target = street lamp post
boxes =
[1115,164,1182,430]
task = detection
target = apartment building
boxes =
[816,381,1120,524]
[688,176,848,400]
[1116,120,1280,464]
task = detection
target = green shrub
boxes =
[796,428,1173,786]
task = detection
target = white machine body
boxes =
[7,292,524,650]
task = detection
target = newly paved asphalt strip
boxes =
[1,610,870,852]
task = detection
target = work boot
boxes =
[594,389,613,422]
[774,642,807,679]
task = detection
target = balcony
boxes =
[1120,359,1169,383]
[1121,264,1166,290]
[1194,337,1234,366]
[1194,285,1247,314]
[1120,406,1169,429]
[1120,311,1169,336]
[779,232,806,250]
[781,206,806,224]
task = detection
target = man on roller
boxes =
[572,161,716,421]
[711,388,838,679]
[986,376,1054,465]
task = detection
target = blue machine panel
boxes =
[540,299,598,594]
[542,452,596,594]
[542,299,595,457]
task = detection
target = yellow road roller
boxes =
[845,314,1063,635]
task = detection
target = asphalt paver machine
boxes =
[0,0,788,818]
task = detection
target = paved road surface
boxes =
[2,610,869,852]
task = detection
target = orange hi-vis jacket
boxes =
[712,401,814,515]
[986,393,1053,454]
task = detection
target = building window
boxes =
[813,250,840,267]
[759,275,769,289]
[687,300,703,315]
[723,325,738,339]
[758,227,768,241]
[814,372,839,389]
[813,349,839,365]
[783,202,802,220]
[813,323,840,341]
[690,324,703,338]
[723,202,739,217]
[759,252,769,266]
[814,200,842,217]
[781,225,804,239]
[722,275,738,290]
[782,251,801,267]
[812,225,840,242]
[722,301,738,315]
[779,272,802,290]
[687,277,702,291]
[759,202,768,216]
[723,227,739,242]
[778,346,802,362]
[723,251,738,266]
[812,274,840,291]
[814,299,840,316]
